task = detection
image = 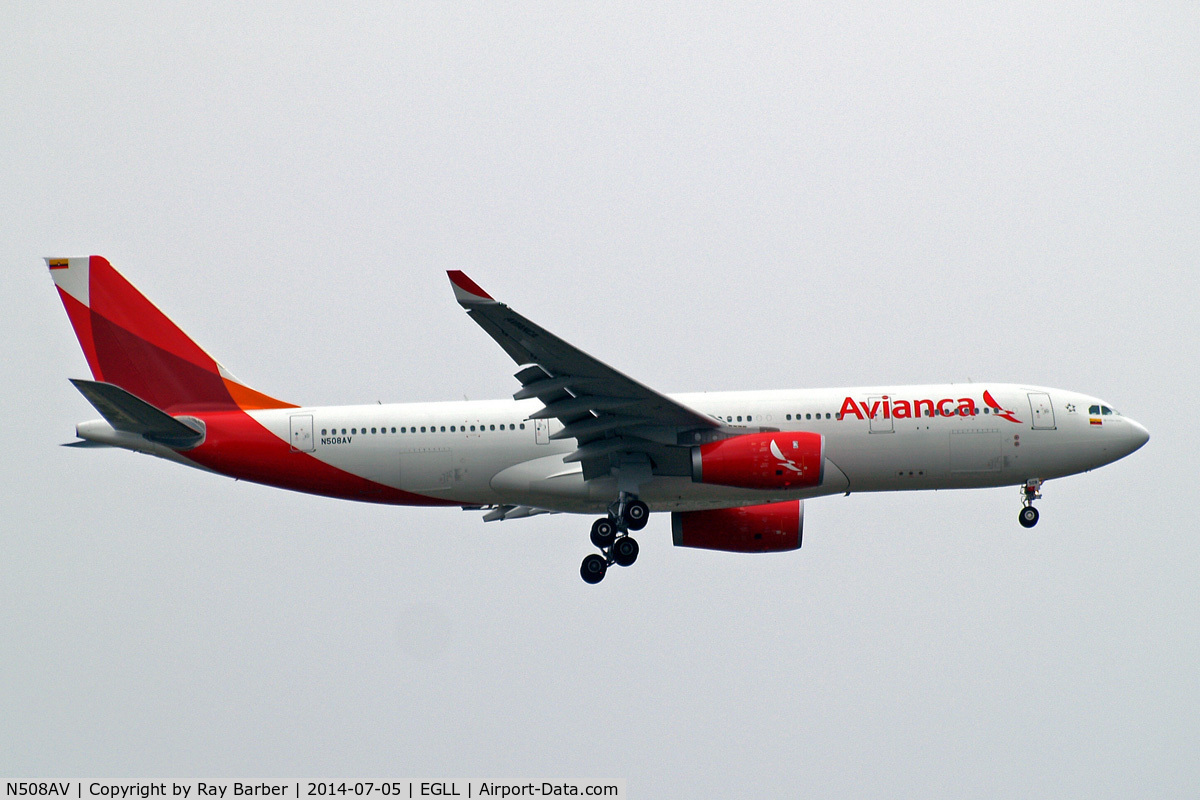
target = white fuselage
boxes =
[150,383,1147,514]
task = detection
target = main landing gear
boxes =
[1019,479,1043,528]
[579,493,648,584]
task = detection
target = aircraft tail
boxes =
[46,256,295,413]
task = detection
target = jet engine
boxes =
[691,431,824,490]
[671,500,803,552]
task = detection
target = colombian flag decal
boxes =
[49,259,69,270]
[1090,418,1103,426]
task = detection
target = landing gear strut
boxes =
[1019,479,1043,528]
[579,492,646,584]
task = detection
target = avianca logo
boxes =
[982,390,1022,424]
[837,390,1022,424]
[770,439,805,474]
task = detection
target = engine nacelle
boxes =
[691,431,824,490]
[672,500,804,553]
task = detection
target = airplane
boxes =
[46,255,1149,583]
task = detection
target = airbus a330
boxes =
[47,256,1149,583]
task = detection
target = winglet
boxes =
[447,270,495,306]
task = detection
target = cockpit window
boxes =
[1089,405,1100,415]
[1102,406,1113,415]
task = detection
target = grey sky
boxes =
[3,3,1198,796]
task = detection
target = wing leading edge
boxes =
[447,271,725,481]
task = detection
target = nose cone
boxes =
[1126,419,1150,453]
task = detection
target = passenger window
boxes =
[440,426,446,432]
[351,428,357,434]
[321,429,327,435]
[470,425,476,431]
[391,427,396,433]
[786,414,792,421]
[747,416,752,422]
[371,427,377,434]
[826,413,831,419]
[737,416,742,422]
[420,426,426,433]
[519,423,525,430]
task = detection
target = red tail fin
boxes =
[47,256,295,413]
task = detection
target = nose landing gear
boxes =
[1019,479,1043,528]
[579,492,646,584]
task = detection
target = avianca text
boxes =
[838,395,989,420]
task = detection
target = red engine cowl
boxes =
[691,431,824,490]
[672,500,804,552]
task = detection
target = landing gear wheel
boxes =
[1019,506,1040,528]
[580,553,608,584]
[612,536,639,567]
[623,500,649,531]
[590,518,617,548]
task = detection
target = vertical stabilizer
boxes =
[46,256,295,413]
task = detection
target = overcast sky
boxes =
[3,3,1198,796]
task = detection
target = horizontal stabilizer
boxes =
[70,379,204,448]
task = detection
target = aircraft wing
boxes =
[448,271,722,479]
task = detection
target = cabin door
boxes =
[1028,392,1056,430]
[868,396,893,433]
[289,415,315,452]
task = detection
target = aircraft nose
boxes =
[1126,419,1150,452]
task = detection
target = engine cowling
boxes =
[691,431,824,490]
[672,500,803,552]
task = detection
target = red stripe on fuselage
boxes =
[184,409,457,507]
